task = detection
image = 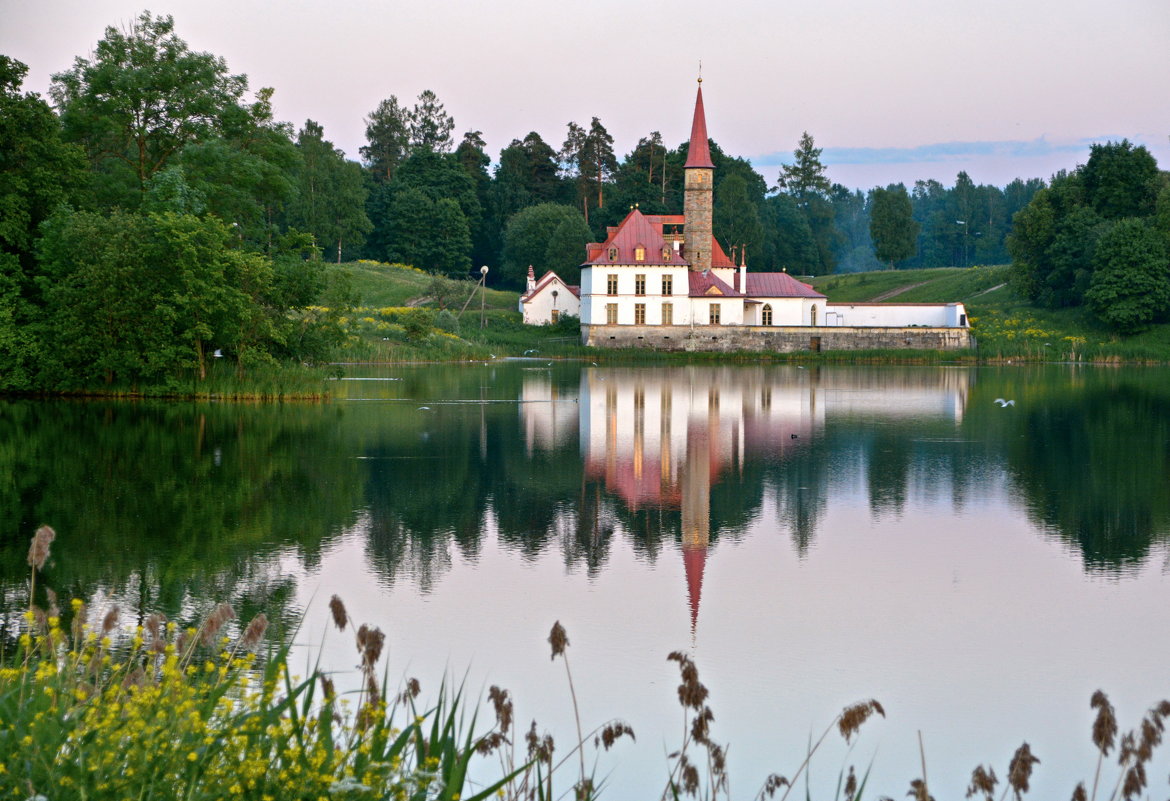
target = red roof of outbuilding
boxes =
[519,270,580,302]
[684,84,715,169]
[736,272,825,299]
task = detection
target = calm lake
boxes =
[4,363,1170,798]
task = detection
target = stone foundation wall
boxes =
[581,324,973,352]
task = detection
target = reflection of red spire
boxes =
[682,542,707,633]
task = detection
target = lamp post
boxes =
[480,265,489,328]
[955,220,968,268]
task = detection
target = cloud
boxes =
[753,136,1148,168]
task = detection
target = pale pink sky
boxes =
[4,0,1168,189]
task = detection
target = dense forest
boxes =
[2,11,1167,392]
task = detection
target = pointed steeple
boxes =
[684,80,715,169]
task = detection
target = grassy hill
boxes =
[809,266,1170,362]
[338,260,520,310]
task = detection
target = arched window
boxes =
[662,246,672,261]
[608,246,618,261]
[634,246,645,262]
[762,304,773,326]
[810,304,818,326]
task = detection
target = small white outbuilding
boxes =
[519,266,580,325]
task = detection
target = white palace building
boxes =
[573,80,972,353]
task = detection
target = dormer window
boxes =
[607,247,618,261]
[634,246,645,262]
[662,246,671,261]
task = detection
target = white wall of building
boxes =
[581,266,702,326]
[823,303,968,328]
[521,276,579,325]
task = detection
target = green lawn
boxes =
[335,260,519,311]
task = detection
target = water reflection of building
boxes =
[578,366,972,631]
[519,374,580,456]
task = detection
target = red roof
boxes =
[684,84,715,169]
[583,208,685,266]
[710,238,735,268]
[688,270,741,297]
[736,272,825,299]
[580,210,732,269]
[520,270,580,302]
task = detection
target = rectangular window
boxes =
[607,274,619,296]
[550,309,560,324]
[634,303,646,325]
[635,274,646,296]
[661,275,673,296]
[635,246,645,261]
[606,303,618,325]
[661,302,673,326]
[709,303,721,325]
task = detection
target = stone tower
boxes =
[683,79,715,273]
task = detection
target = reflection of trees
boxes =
[357,366,591,587]
[865,430,911,518]
[762,441,830,556]
[9,363,1168,630]
[0,399,363,632]
[1003,379,1170,571]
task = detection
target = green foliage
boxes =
[1085,218,1170,333]
[434,308,460,333]
[50,11,248,208]
[762,194,820,273]
[560,117,618,226]
[408,89,455,154]
[361,95,410,182]
[286,120,372,263]
[426,274,476,310]
[1010,144,1164,321]
[31,209,343,387]
[543,213,593,286]
[400,308,436,341]
[713,173,763,260]
[869,184,918,268]
[0,56,87,267]
[502,203,589,288]
[177,87,300,249]
[1081,139,1159,219]
[777,131,831,199]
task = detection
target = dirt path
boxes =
[869,281,930,301]
[967,282,1007,299]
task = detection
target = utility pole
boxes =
[479,265,489,328]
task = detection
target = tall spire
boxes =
[684,79,715,169]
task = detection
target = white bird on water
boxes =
[994,398,1015,407]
